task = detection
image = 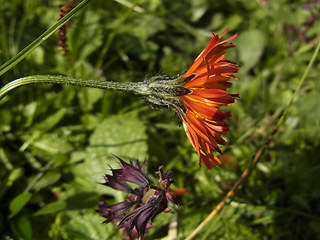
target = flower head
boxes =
[143,29,239,170]
[179,29,239,169]
[98,156,179,240]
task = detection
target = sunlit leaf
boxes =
[32,171,62,191]
[236,29,264,70]
[62,211,114,239]
[34,201,67,216]
[9,193,32,219]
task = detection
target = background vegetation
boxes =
[0,0,320,239]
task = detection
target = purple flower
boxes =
[112,155,149,188]
[98,201,136,224]
[103,174,134,194]
[118,193,166,238]
[97,156,179,240]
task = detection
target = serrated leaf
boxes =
[88,113,148,159]
[71,113,148,193]
[9,193,32,219]
[62,211,114,240]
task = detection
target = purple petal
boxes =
[118,192,168,239]
[127,223,154,240]
[134,204,158,238]
[119,202,158,239]
[133,159,146,174]
[165,192,180,206]
[113,156,149,188]
[104,174,133,193]
[98,201,136,223]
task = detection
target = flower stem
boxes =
[0,75,148,100]
[277,35,320,127]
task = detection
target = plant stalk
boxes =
[0,75,150,100]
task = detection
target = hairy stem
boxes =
[0,75,149,100]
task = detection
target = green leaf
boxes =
[236,29,264,70]
[10,215,33,240]
[9,193,32,219]
[78,88,103,111]
[88,113,148,159]
[0,168,24,201]
[70,10,103,61]
[21,131,73,159]
[7,168,24,186]
[34,201,67,216]
[62,211,113,240]
[34,108,67,132]
[32,171,62,191]
[65,192,100,210]
[71,113,148,193]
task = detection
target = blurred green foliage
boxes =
[0,0,320,239]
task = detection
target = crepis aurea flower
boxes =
[97,155,179,240]
[143,28,239,170]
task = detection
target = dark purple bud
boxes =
[112,155,149,188]
[157,166,175,190]
[99,157,180,239]
[165,192,180,206]
[118,192,166,239]
[104,174,133,194]
[126,223,154,240]
[98,201,136,224]
[133,159,146,174]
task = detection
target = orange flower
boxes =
[179,29,239,169]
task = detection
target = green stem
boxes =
[277,36,320,127]
[0,0,91,77]
[0,75,149,100]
